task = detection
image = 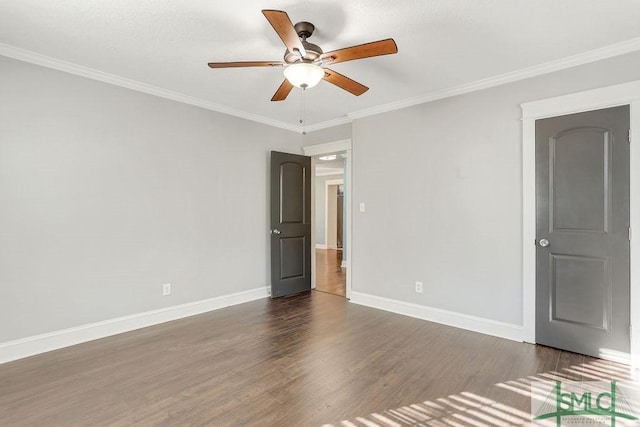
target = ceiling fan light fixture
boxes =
[283,62,324,89]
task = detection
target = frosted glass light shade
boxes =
[283,63,324,89]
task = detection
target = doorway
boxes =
[269,151,312,298]
[303,139,352,299]
[534,106,630,358]
[314,159,346,297]
[521,80,640,364]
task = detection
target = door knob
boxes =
[271,229,281,235]
[539,238,550,247]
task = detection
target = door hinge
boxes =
[629,128,632,143]
[630,226,633,241]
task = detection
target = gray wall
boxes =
[305,124,351,145]
[0,56,303,342]
[314,173,344,246]
[352,51,640,326]
[5,47,640,345]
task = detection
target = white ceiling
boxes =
[316,157,344,176]
[2,1,640,131]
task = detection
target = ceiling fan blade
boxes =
[322,68,369,96]
[208,61,284,69]
[262,10,306,58]
[271,79,294,101]
[321,38,398,65]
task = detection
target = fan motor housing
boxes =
[283,21,323,64]
[284,41,323,64]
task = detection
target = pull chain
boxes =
[299,87,307,135]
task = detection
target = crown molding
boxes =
[304,116,352,132]
[0,43,301,133]
[4,37,640,132]
[347,36,640,121]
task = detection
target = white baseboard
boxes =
[315,244,343,251]
[349,291,524,342]
[0,286,269,365]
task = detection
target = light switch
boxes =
[359,202,365,212]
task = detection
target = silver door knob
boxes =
[271,229,281,235]
[539,238,550,247]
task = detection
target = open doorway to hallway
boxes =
[314,154,346,297]
[315,247,345,297]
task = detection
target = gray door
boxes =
[270,151,312,298]
[535,106,630,357]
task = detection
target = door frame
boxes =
[303,139,352,299]
[325,178,344,250]
[521,80,640,364]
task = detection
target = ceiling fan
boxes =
[207,9,398,101]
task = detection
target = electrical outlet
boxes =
[163,283,171,296]
[415,281,423,293]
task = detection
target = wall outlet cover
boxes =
[415,281,423,293]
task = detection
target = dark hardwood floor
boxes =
[0,292,636,426]
[315,249,345,297]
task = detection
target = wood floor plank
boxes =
[315,249,345,296]
[1,291,636,426]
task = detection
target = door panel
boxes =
[270,151,311,298]
[279,236,305,279]
[535,106,630,357]
[280,162,305,224]
[550,254,608,329]
[551,129,608,232]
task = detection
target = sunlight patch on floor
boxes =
[322,358,640,426]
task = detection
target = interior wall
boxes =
[314,173,344,246]
[352,50,640,326]
[304,124,351,145]
[326,185,339,249]
[0,56,304,343]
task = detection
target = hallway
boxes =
[315,249,345,297]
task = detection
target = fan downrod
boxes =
[294,21,315,39]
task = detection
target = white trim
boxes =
[344,146,353,293]
[316,169,345,177]
[303,139,353,299]
[303,139,352,157]
[0,43,300,133]
[521,79,640,365]
[348,38,640,121]
[522,81,640,120]
[0,287,268,365]
[304,117,352,133]
[4,38,640,133]
[341,261,347,268]
[522,117,537,344]
[315,244,328,249]
[350,292,524,342]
